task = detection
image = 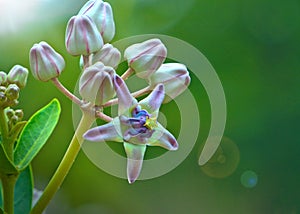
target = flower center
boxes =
[131,105,157,130]
[144,116,157,130]
[120,105,158,142]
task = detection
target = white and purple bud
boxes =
[124,39,167,79]
[92,44,121,68]
[149,63,191,103]
[7,65,28,88]
[65,15,103,56]
[79,0,115,43]
[79,62,115,105]
[0,71,7,85]
[29,41,65,82]
[79,43,121,69]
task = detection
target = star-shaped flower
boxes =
[83,74,178,183]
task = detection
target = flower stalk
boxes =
[51,78,82,106]
[30,111,95,214]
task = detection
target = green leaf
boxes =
[13,99,61,170]
[14,166,33,214]
[0,166,33,214]
[0,143,18,174]
[8,121,27,144]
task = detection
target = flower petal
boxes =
[123,142,146,184]
[139,84,164,113]
[83,120,122,142]
[113,74,137,115]
[147,123,178,150]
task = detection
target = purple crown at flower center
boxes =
[120,105,157,142]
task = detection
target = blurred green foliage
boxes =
[0,0,299,213]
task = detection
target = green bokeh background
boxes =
[1,0,299,213]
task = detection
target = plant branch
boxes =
[51,78,82,106]
[0,173,18,214]
[95,111,113,122]
[102,86,151,108]
[121,68,134,80]
[30,112,95,214]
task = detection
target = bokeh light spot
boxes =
[200,137,240,178]
[240,170,258,188]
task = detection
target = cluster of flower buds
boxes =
[65,0,115,56]
[5,108,24,129]
[0,65,28,108]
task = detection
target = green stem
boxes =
[30,112,95,214]
[0,108,12,158]
[1,173,18,214]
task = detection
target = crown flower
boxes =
[78,0,115,43]
[29,41,65,82]
[65,15,103,56]
[149,63,191,103]
[124,39,167,79]
[84,75,178,183]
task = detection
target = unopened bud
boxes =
[5,84,20,100]
[7,65,28,88]
[5,108,14,119]
[124,39,167,79]
[79,0,115,43]
[80,44,121,69]
[149,63,191,103]
[0,86,6,92]
[15,109,24,120]
[79,62,115,105]
[65,15,103,56]
[0,92,6,103]
[10,115,19,124]
[30,41,65,82]
[0,71,7,86]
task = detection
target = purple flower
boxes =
[83,75,178,183]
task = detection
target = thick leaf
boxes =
[0,166,33,214]
[8,121,27,144]
[0,143,18,174]
[14,99,61,170]
[14,166,33,214]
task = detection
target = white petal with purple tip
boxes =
[113,75,137,115]
[83,120,122,143]
[139,84,164,114]
[147,123,178,151]
[123,142,146,184]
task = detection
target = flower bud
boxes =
[80,43,121,69]
[124,39,167,79]
[5,108,14,119]
[0,86,6,92]
[149,63,191,103]
[79,0,115,43]
[7,65,28,88]
[65,15,103,56]
[0,71,7,86]
[29,41,65,82]
[5,84,20,100]
[0,92,6,103]
[79,62,115,105]
[15,109,24,120]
